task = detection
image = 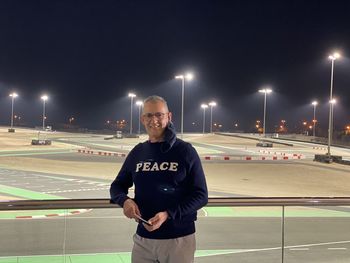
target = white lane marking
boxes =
[327,247,347,250]
[42,187,109,193]
[285,240,350,249]
[289,248,309,251]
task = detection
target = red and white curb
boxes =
[77,148,304,161]
[77,149,126,157]
[15,209,92,219]
[201,155,304,161]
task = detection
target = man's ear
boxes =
[168,112,172,122]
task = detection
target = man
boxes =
[110,95,208,263]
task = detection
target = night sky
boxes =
[0,0,350,133]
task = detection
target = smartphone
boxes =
[136,216,152,226]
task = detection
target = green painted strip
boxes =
[0,249,244,263]
[203,206,350,217]
[0,184,64,200]
[193,146,223,154]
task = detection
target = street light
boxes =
[258,88,272,136]
[128,93,136,134]
[41,95,48,130]
[327,52,340,157]
[311,101,318,137]
[208,101,217,133]
[9,93,18,130]
[201,104,208,134]
[136,100,143,134]
[330,99,337,140]
[175,73,194,138]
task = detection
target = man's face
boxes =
[141,101,172,141]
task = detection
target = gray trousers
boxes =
[131,233,196,263]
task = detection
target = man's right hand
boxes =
[123,199,141,219]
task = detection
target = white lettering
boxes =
[150,162,160,171]
[136,163,142,172]
[169,162,178,171]
[142,162,151,171]
[135,161,179,172]
[159,162,169,170]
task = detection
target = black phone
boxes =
[137,216,152,226]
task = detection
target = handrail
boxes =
[1,197,350,211]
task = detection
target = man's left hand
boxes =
[143,211,169,232]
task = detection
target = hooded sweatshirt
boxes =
[110,123,208,239]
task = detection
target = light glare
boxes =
[259,88,272,94]
[186,73,193,80]
[329,52,341,60]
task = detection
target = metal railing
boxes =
[2,197,350,210]
[1,197,350,263]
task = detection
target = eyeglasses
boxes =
[143,112,168,120]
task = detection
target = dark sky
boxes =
[0,0,350,133]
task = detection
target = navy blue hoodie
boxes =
[110,124,208,239]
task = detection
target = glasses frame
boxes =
[142,112,169,120]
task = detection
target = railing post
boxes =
[281,205,285,263]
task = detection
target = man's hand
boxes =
[123,199,141,219]
[143,211,169,232]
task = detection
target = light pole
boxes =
[311,101,318,137]
[128,93,136,134]
[201,104,208,134]
[209,101,217,133]
[9,93,18,130]
[329,98,337,146]
[175,73,193,139]
[258,88,272,136]
[41,95,48,130]
[327,52,340,157]
[136,100,143,134]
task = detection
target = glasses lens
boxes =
[143,112,167,119]
[154,112,164,118]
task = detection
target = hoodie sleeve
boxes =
[166,144,208,219]
[110,150,135,207]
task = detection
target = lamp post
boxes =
[9,93,18,129]
[41,95,48,130]
[329,98,337,147]
[311,101,318,137]
[136,100,143,134]
[201,104,208,134]
[208,101,217,133]
[175,73,193,139]
[327,52,340,157]
[128,93,136,134]
[258,88,272,136]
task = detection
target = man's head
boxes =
[141,95,172,142]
